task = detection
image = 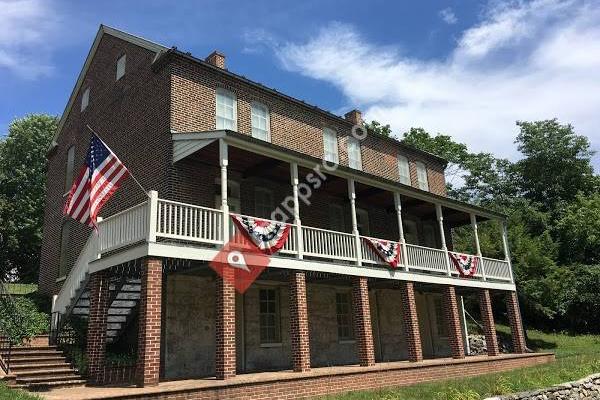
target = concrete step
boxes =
[1,345,57,352]
[23,379,87,391]
[4,349,62,357]
[9,355,67,363]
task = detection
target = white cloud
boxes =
[439,7,458,25]
[0,0,61,79]
[269,0,600,168]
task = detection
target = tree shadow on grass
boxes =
[498,330,558,352]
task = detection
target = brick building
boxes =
[40,26,544,396]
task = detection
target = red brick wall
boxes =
[98,353,554,400]
[215,268,236,379]
[442,285,465,359]
[506,291,527,354]
[479,289,499,356]
[398,281,423,362]
[352,277,375,367]
[136,258,163,387]
[86,270,110,384]
[169,56,447,195]
[39,35,171,295]
[289,272,310,372]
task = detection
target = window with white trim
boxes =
[65,146,75,193]
[328,204,346,232]
[397,155,411,185]
[416,161,429,191]
[336,292,353,341]
[347,136,362,170]
[259,288,281,344]
[356,208,370,236]
[116,54,126,80]
[323,128,339,164]
[251,102,270,142]
[81,88,90,111]
[254,187,274,219]
[216,89,237,130]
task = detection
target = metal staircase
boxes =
[71,278,141,343]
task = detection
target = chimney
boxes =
[205,51,226,69]
[344,109,363,125]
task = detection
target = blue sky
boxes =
[1,0,599,171]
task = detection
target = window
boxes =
[81,88,90,111]
[116,54,126,80]
[398,155,411,185]
[59,221,71,278]
[416,161,429,191]
[64,146,75,193]
[251,102,270,142]
[254,187,274,219]
[423,223,438,248]
[328,204,346,232]
[323,128,339,164]
[336,292,353,341]
[259,288,281,344]
[216,89,237,130]
[347,137,362,170]
[214,179,240,213]
[356,208,370,236]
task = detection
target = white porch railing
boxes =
[302,226,356,261]
[92,195,513,283]
[98,202,149,253]
[406,244,449,274]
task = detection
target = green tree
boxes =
[514,119,598,212]
[555,193,600,265]
[364,120,393,137]
[0,114,57,282]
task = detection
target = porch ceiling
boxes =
[172,131,504,224]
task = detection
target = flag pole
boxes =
[85,125,150,198]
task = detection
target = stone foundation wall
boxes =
[486,373,600,400]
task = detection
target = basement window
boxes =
[259,288,281,345]
[336,292,354,341]
[116,54,126,80]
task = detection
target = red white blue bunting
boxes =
[449,253,478,277]
[363,238,401,269]
[231,215,291,255]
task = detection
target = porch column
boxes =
[501,221,515,283]
[435,204,452,276]
[352,277,375,366]
[289,271,310,372]
[219,139,230,241]
[393,192,409,271]
[290,163,304,259]
[506,291,527,354]
[86,270,110,385]
[471,214,486,280]
[215,267,236,379]
[442,285,465,359]
[478,289,499,356]
[348,179,362,266]
[398,281,423,362]
[136,257,163,387]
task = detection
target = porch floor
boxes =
[39,353,554,400]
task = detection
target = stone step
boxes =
[24,379,87,391]
[10,361,72,371]
[4,349,61,357]
[15,368,79,378]
[17,374,83,384]
[9,355,67,363]
[1,345,57,352]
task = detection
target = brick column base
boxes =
[443,286,465,359]
[216,269,236,379]
[352,277,375,367]
[479,289,499,356]
[289,272,310,372]
[506,291,527,354]
[398,281,423,362]
[86,270,110,385]
[136,258,163,387]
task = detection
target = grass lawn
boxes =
[0,383,40,400]
[320,326,600,400]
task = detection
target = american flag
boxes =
[63,134,130,228]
